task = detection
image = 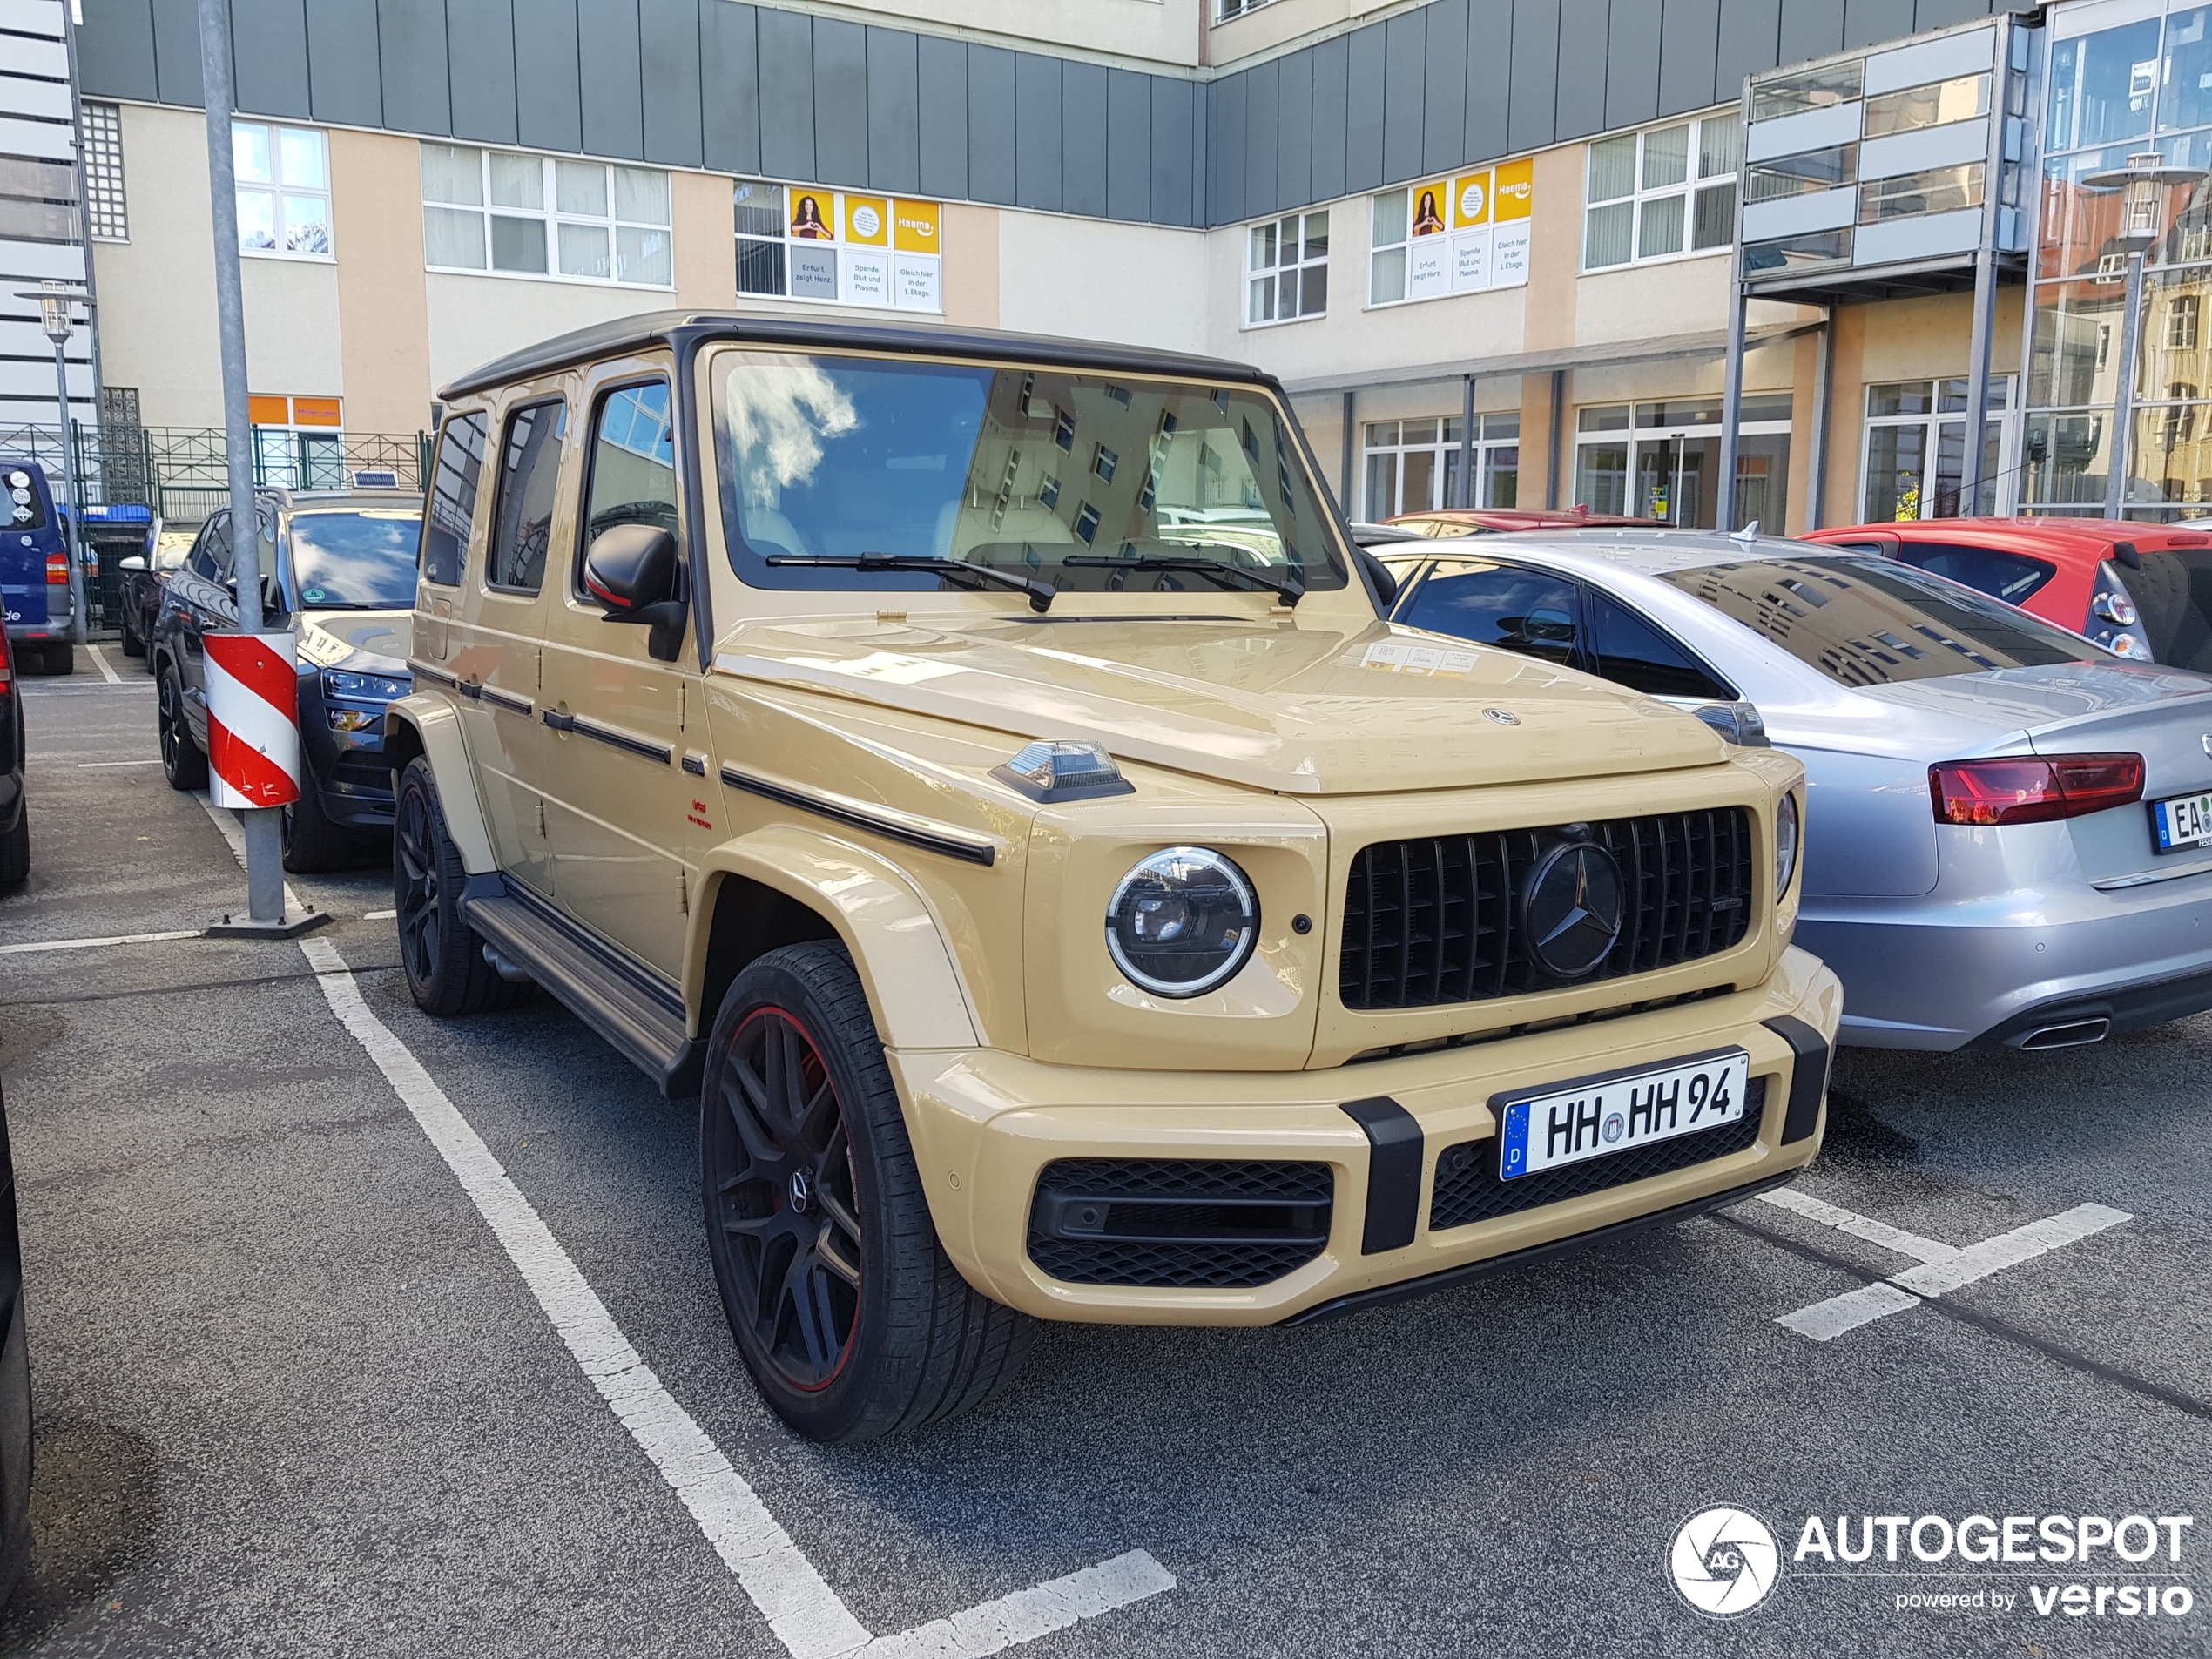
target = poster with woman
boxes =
[791,194,832,239]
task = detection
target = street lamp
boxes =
[2080,153,2209,520]
[12,284,92,649]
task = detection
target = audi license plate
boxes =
[1496,1049,1751,1181]
[2150,790,2212,853]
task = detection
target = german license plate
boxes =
[2149,790,2212,853]
[1496,1049,1751,1180]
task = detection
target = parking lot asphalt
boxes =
[0,661,2205,1657]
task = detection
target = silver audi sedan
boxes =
[1371,529,2212,1052]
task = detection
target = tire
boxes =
[32,644,70,677]
[393,755,528,1016]
[0,800,25,888]
[702,941,1033,1444]
[282,780,355,873]
[119,619,145,658]
[157,663,207,791]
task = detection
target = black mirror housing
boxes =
[583,524,687,662]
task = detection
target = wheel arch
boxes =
[382,694,497,873]
[690,828,981,1052]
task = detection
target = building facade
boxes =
[58,0,2070,534]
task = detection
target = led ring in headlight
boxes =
[1105,846,1259,998]
[1776,792,1801,900]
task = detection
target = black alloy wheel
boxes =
[393,756,523,1016]
[701,941,1033,1444]
[157,664,207,790]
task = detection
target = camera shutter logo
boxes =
[1669,1507,1780,1617]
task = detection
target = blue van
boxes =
[1,461,74,675]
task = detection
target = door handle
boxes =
[542,709,575,732]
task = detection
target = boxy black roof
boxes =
[437,310,1272,401]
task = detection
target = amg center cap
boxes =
[1523,840,1625,978]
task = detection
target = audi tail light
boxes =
[44,552,67,585]
[1930,754,2145,826]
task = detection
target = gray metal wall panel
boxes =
[1423,0,1468,176]
[1714,0,1781,101]
[966,45,1015,206]
[444,0,518,145]
[698,0,756,175]
[577,0,642,158]
[1777,0,1843,64]
[1345,24,1383,192]
[1211,68,1245,224]
[1554,0,1607,139]
[811,17,867,186]
[232,0,312,118]
[1656,0,1719,116]
[1507,0,1558,154]
[1243,56,1277,217]
[1190,79,1208,226]
[639,0,703,167]
[756,6,813,184]
[377,0,449,134]
[1605,0,1662,130]
[150,0,203,104]
[514,0,581,151]
[78,0,158,102]
[1274,48,1312,219]
[304,0,383,127]
[1844,0,1916,49]
[1914,0,1994,30]
[1380,10,1423,184]
[1149,72,1193,226]
[914,32,966,199]
[1062,60,1107,218]
[1013,51,1061,212]
[1310,34,1348,200]
[1464,0,1511,159]
[865,26,919,194]
[1105,67,1149,220]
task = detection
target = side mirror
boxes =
[1692,701,1770,747]
[118,556,146,573]
[583,525,687,662]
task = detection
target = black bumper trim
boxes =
[1968,965,2212,1050]
[1762,1015,1831,1145]
[1339,1096,1422,1254]
[1280,1169,1801,1326]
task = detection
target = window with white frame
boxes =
[1362,415,1521,519]
[80,101,126,241]
[1247,210,1328,325]
[1862,377,2018,521]
[1583,112,1740,271]
[1217,0,1275,18]
[421,144,672,287]
[235,123,330,257]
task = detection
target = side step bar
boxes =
[462,878,704,1098]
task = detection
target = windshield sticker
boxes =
[1360,641,1479,678]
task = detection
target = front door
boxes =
[536,368,697,980]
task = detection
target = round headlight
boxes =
[1105,846,1259,997]
[1776,792,1801,900]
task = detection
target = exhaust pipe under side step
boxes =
[2016,1017,2111,1050]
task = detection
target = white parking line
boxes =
[362,908,395,921]
[0,928,202,954]
[78,758,162,767]
[85,644,123,685]
[183,779,1174,1656]
[1758,1190,2133,1343]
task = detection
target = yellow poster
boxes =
[1411,180,1449,238]
[893,199,941,253]
[844,194,889,246]
[1493,158,1534,222]
[1453,171,1494,229]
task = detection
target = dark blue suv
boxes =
[0,461,75,676]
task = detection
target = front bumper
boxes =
[890,946,1842,1325]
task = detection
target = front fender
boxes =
[383,693,496,873]
[691,826,981,1051]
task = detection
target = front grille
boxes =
[1026,1157,1332,1289]
[1428,1077,1768,1231]
[1339,807,1756,1010]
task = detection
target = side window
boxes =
[188,515,234,581]
[577,381,678,587]
[1400,560,1579,666]
[1588,592,1737,700]
[421,411,489,586]
[488,399,567,593]
[1892,542,2056,607]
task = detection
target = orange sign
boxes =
[247,395,290,426]
[1493,158,1534,222]
[892,199,940,253]
[291,397,342,428]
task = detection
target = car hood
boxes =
[296,608,412,677]
[1766,661,2212,758]
[712,615,1724,795]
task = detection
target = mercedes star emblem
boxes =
[1522,840,1626,979]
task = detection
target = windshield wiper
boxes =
[765,552,1055,613]
[1060,553,1305,606]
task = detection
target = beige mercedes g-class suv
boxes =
[387,312,1839,1444]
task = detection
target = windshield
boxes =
[1658,554,2094,686]
[2116,550,2212,671]
[289,509,424,609]
[711,352,1346,597]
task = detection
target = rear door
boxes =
[1,462,58,637]
[165,512,237,739]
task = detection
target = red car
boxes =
[1383,504,1663,536]
[1802,517,2212,667]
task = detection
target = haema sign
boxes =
[1406,158,1534,301]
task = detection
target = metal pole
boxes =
[49,334,86,644]
[1716,276,1749,531]
[1547,368,1565,509]
[1339,388,1354,516]
[1807,310,1834,531]
[1961,244,1999,514]
[2105,250,2148,521]
[197,0,284,924]
[1457,374,1475,508]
